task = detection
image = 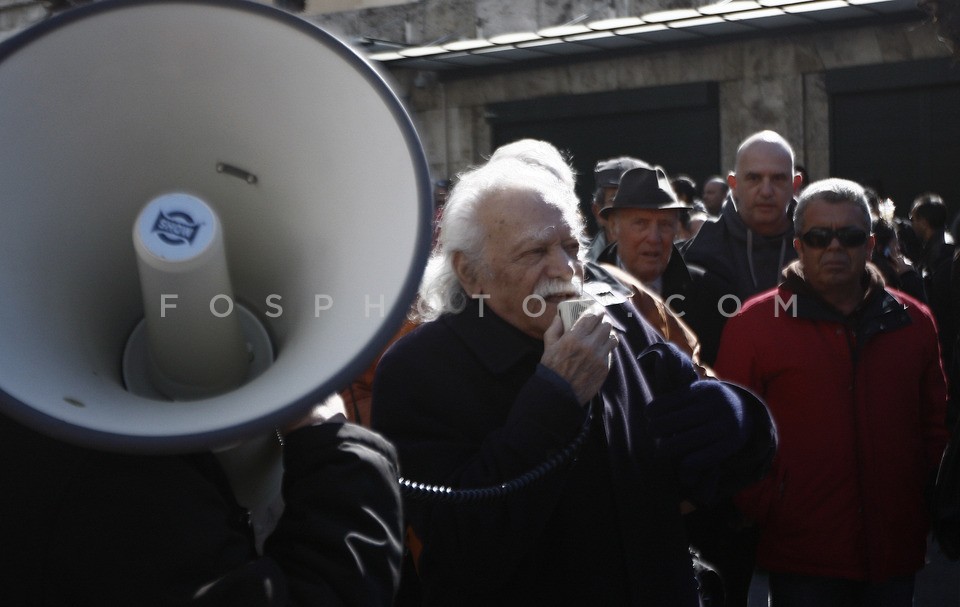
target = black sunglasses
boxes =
[800,227,869,248]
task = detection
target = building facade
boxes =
[312,0,958,218]
[4,0,957,216]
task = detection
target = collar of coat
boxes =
[445,298,544,375]
[779,259,913,339]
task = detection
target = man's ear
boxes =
[453,250,481,295]
[726,172,736,191]
[792,173,803,194]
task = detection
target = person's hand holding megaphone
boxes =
[282,393,349,436]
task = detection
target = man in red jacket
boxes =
[715,177,949,606]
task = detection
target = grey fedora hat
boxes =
[599,165,691,217]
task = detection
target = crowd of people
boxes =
[0,133,954,607]
[1,127,954,607]
[351,128,957,606]
[2,0,958,603]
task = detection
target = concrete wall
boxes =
[0,0,46,42]
[300,1,954,185]
[373,18,951,183]
[314,1,696,46]
[4,0,953,186]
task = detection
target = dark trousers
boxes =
[768,571,915,607]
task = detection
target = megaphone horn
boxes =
[0,0,433,454]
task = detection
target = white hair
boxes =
[487,139,577,191]
[416,156,584,321]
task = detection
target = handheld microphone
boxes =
[557,298,594,332]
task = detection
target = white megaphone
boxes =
[0,0,432,538]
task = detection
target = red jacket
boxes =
[716,263,948,581]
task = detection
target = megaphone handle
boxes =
[132,193,249,399]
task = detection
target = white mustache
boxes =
[534,276,582,299]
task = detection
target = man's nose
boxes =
[760,177,775,195]
[547,247,577,278]
[646,225,664,243]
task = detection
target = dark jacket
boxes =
[597,242,731,365]
[917,236,957,365]
[718,262,949,581]
[0,415,404,606]
[680,195,798,303]
[371,290,775,606]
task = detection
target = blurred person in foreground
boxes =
[0,394,404,605]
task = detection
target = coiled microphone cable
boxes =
[398,397,597,504]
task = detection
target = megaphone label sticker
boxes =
[153,211,202,246]
[136,193,217,262]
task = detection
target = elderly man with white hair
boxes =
[371,147,776,606]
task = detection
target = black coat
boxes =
[0,415,404,606]
[371,294,775,606]
[917,237,957,365]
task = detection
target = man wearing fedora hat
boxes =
[597,164,756,607]
[596,164,728,367]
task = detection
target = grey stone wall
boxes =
[296,0,953,184]
[3,0,952,185]
[313,1,697,45]
[369,17,950,183]
[0,0,46,41]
